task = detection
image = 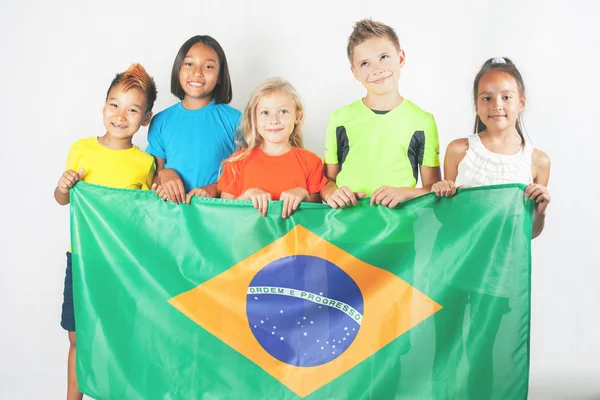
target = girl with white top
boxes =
[432,57,551,238]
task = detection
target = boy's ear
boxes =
[141,111,153,127]
[398,49,406,68]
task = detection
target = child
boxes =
[320,19,441,208]
[54,64,157,399]
[147,35,241,204]
[431,57,551,238]
[218,78,327,218]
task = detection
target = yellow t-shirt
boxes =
[66,137,155,189]
[65,137,155,251]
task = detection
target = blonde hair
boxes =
[347,19,401,64]
[226,77,305,165]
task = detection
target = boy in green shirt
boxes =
[321,19,441,208]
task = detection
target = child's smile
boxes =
[256,92,299,154]
[179,42,220,106]
[476,70,525,134]
[101,84,150,147]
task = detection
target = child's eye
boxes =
[502,95,511,100]
[205,65,214,69]
[380,55,389,61]
[260,111,269,116]
[360,61,369,68]
[184,62,193,67]
[280,109,289,114]
[110,103,118,108]
[482,97,490,102]
[129,109,138,113]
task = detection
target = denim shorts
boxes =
[60,252,75,332]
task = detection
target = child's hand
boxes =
[280,187,309,218]
[157,168,185,203]
[370,186,413,208]
[524,184,551,215]
[431,180,459,197]
[185,184,218,205]
[244,188,272,217]
[151,183,169,201]
[57,169,84,194]
[325,186,366,208]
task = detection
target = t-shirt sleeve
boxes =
[217,160,241,197]
[323,112,339,165]
[146,114,166,159]
[422,115,440,167]
[305,152,329,194]
[65,141,82,172]
[142,159,157,190]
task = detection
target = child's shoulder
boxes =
[293,147,322,163]
[224,148,258,166]
[155,102,180,117]
[69,136,99,152]
[532,148,550,169]
[446,137,470,156]
[401,99,435,121]
[212,102,242,120]
[214,102,241,114]
[330,99,366,120]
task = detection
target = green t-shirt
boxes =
[324,98,440,196]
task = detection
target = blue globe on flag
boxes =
[246,255,364,367]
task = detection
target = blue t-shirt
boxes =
[146,100,241,192]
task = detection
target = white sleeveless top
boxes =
[455,134,533,187]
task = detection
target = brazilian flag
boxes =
[70,182,532,400]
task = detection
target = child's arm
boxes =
[152,156,186,203]
[54,169,84,206]
[526,149,551,239]
[431,139,469,197]
[320,164,366,208]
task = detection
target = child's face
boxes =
[179,42,220,100]
[102,84,151,140]
[351,37,405,96]
[255,92,299,147]
[476,70,525,133]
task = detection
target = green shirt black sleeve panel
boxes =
[336,126,350,169]
[408,131,426,183]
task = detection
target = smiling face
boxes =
[350,36,405,96]
[476,70,525,133]
[179,42,220,107]
[255,91,299,150]
[102,84,151,141]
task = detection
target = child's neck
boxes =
[182,95,213,110]
[479,127,523,154]
[260,142,292,156]
[362,91,403,111]
[480,126,521,142]
[98,134,133,150]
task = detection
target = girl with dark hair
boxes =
[432,57,551,238]
[147,35,241,204]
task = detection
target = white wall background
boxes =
[1,0,598,398]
